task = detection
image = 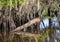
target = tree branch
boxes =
[11,17,41,32]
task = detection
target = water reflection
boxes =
[51,15,59,28]
[39,15,59,30]
[39,18,49,31]
[53,29,60,42]
[39,14,60,42]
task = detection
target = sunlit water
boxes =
[39,14,59,42]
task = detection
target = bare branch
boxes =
[11,17,41,32]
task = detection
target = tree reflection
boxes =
[39,13,59,42]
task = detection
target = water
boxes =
[39,18,49,31]
[39,14,60,42]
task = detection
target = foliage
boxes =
[41,7,48,16]
[0,0,26,8]
[38,29,50,40]
[39,0,59,18]
[0,0,60,42]
[50,2,58,12]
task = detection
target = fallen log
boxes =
[11,17,42,32]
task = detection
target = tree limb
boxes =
[11,17,41,32]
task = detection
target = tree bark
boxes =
[11,17,41,32]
